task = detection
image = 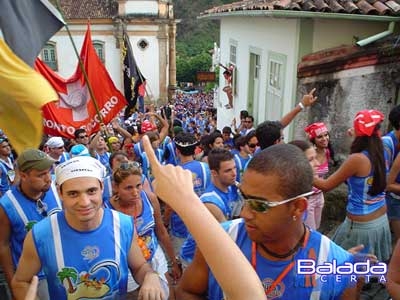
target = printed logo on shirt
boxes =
[82,246,100,262]
[261,278,285,299]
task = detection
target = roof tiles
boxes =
[50,0,118,19]
[201,0,400,17]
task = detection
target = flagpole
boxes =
[54,0,104,125]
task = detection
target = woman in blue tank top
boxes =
[314,109,391,262]
[110,162,182,294]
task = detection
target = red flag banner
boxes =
[36,24,127,138]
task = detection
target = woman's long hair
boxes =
[350,124,386,196]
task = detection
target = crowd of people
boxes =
[2,88,400,299]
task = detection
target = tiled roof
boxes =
[50,0,118,19]
[201,0,400,17]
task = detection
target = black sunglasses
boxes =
[248,143,258,148]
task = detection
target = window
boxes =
[41,42,58,71]
[229,44,237,64]
[92,40,105,63]
[137,39,149,51]
[269,60,283,91]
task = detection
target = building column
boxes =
[168,21,177,101]
[157,23,168,105]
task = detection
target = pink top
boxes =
[313,149,330,194]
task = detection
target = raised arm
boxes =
[111,118,133,140]
[142,136,265,300]
[313,154,360,192]
[280,88,317,128]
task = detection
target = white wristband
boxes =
[298,102,305,110]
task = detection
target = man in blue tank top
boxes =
[11,156,167,300]
[0,149,62,300]
[166,132,210,254]
[180,148,238,265]
[177,144,360,299]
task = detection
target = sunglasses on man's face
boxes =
[239,189,314,213]
[78,135,88,139]
[247,143,258,148]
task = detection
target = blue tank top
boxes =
[141,149,164,183]
[0,184,62,277]
[0,157,15,184]
[134,191,158,261]
[96,152,111,176]
[133,142,144,159]
[207,219,354,300]
[164,142,179,166]
[170,160,210,238]
[180,184,237,262]
[382,131,400,183]
[33,209,134,299]
[346,151,386,215]
[233,153,252,182]
[0,163,10,195]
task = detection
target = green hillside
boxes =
[173,0,232,84]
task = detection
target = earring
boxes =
[292,215,297,221]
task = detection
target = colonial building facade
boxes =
[44,0,178,103]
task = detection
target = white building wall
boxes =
[47,23,161,100]
[125,0,159,15]
[126,24,160,101]
[218,16,299,134]
[312,19,388,52]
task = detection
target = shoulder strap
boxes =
[7,190,29,224]
[382,135,395,165]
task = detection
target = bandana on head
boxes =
[304,122,328,140]
[353,109,384,137]
[141,120,157,133]
[55,156,106,186]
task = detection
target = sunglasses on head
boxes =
[119,161,141,170]
[36,199,48,217]
[239,189,314,213]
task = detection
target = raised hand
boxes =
[142,135,196,207]
[301,88,318,107]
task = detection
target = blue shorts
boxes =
[386,193,400,220]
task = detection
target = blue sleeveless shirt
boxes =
[33,209,134,299]
[346,151,386,215]
[0,184,62,277]
[207,219,354,300]
[170,160,210,238]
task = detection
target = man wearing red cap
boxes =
[314,109,391,263]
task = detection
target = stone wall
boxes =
[294,49,400,227]
[295,61,400,162]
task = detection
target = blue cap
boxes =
[70,144,90,157]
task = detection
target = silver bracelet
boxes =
[298,102,305,110]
